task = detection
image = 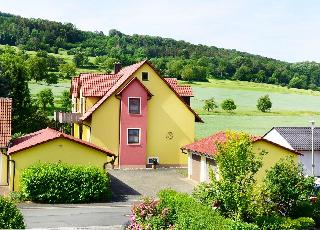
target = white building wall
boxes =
[200,156,207,182]
[299,150,320,177]
[264,129,294,150]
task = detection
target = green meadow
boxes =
[192,79,320,138]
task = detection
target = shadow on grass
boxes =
[109,174,141,202]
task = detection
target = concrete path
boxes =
[19,168,196,229]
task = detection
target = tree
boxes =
[211,132,263,220]
[73,51,89,67]
[203,97,218,112]
[264,157,315,217]
[60,90,72,112]
[257,95,272,112]
[181,64,207,82]
[288,74,308,89]
[59,62,76,79]
[35,88,55,115]
[221,99,237,112]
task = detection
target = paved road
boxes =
[19,202,131,229]
[19,168,196,229]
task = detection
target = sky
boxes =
[0,0,319,63]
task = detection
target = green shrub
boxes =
[254,215,315,230]
[158,189,258,230]
[21,162,111,203]
[221,99,237,112]
[263,157,315,217]
[257,95,272,112]
[192,182,217,207]
[0,195,25,229]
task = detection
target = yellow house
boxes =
[71,60,202,168]
[1,128,116,191]
[181,131,301,183]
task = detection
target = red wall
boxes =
[119,79,148,167]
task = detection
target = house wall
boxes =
[119,79,148,167]
[133,64,194,166]
[299,150,320,176]
[90,96,120,164]
[9,138,110,191]
[252,140,298,182]
[188,140,299,183]
[86,97,100,112]
[82,124,91,142]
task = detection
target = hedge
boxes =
[0,195,25,229]
[21,162,112,203]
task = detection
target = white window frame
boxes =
[128,97,141,115]
[127,128,141,145]
[148,157,159,164]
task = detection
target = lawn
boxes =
[192,79,320,138]
[196,114,317,139]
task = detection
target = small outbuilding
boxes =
[1,128,116,191]
[181,131,302,183]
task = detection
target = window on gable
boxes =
[128,128,140,144]
[128,97,141,114]
[142,72,149,81]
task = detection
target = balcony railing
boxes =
[54,112,82,124]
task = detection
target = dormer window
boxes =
[128,97,141,114]
[142,72,149,81]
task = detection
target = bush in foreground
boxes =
[128,190,258,230]
[21,162,111,203]
[0,195,25,229]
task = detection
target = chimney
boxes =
[114,62,121,74]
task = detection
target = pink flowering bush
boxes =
[127,197,172,230]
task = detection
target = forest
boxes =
[1,11,320,90]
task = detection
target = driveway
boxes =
[20,168,196,229]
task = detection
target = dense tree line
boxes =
[1,11,320,90]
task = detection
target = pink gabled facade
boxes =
[118,79,150,167]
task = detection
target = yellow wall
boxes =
[9,138,111,191]
[90,96,120,162]
[74,123,80,138]
[133,64,194,165]
[82,124,91,142]
[0,153,7,184]
[253,140,299,182]
[86,97,100,112]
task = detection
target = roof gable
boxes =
[264,127,320,151]
[79,60,202,122]
[8,128,115,156]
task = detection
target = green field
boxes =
[193,79,320,139]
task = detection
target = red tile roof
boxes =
[8,127,115,156]
[78,60,202,122]
[182,131,301,157]
[164,78,193,97]
[0,98,12,148]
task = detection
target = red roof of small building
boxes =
[8,127,115,156]
[182,131,301,157]
[0,98,12,148]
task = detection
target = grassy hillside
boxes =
[193,79,320,138]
